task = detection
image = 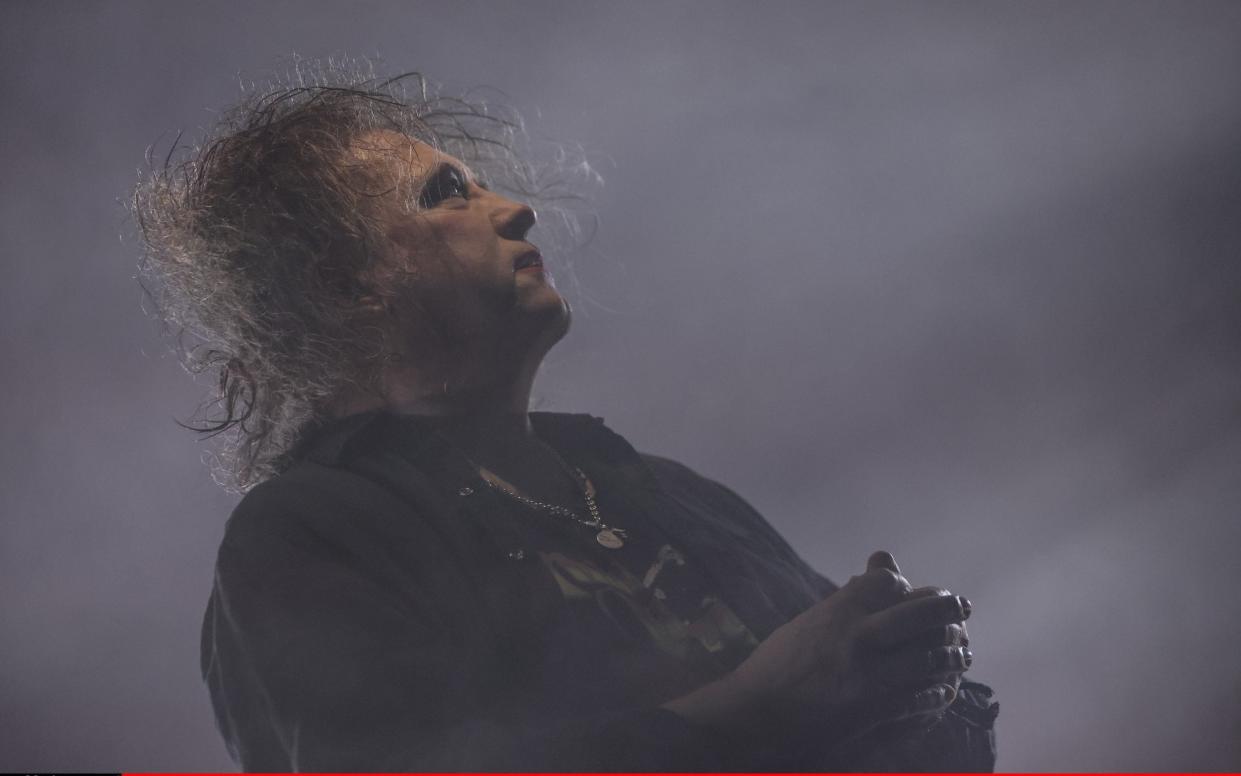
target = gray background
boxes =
[3,0,1239,770]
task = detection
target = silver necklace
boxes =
[469,451,628,550]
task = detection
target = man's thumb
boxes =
[866,550,901,575]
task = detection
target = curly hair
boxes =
[132,59,595,493]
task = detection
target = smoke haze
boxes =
[2,1,1239,770]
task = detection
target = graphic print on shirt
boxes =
[537,545,758,670]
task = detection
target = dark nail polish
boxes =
[958,596,973,619]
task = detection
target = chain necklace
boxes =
[468,449,629,550]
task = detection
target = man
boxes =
[136,64,997,771]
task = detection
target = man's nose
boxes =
[492,193,537,240]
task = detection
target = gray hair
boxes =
[132,59,596,493]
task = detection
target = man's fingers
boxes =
[902,622,969,650]
[868,644,973,688]
[898,590,969,646]
[858,592,972,647]
[899,682,958,720]
[866,550,901,575]
[905,585,951,601]
[860,682,958,731]
[843,566,912,611]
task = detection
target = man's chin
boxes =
[518,296,569,358]
[538,297,572,346]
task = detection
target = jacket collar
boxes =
[294,409,648,478]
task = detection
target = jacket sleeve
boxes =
[635,454,998,771]
[202,476,739,772]
[818,680,1000,772]
[639,452,840,602]
[701,476,1000,772]
[704,475,840,599]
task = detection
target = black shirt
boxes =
[201,410,997,771]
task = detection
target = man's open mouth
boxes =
[514,251,543,271]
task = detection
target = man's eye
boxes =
[418,167,469,209]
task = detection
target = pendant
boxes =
[596,528,625,549]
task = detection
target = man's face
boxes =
[356,130,570,368]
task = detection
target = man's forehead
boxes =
[352,129,473,184]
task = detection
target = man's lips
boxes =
[514,249,543,271]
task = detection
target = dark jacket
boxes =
[201,410,997,771]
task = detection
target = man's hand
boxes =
[858,552,973,744]
[724,550,973,744]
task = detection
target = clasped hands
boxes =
[728,550,972,747]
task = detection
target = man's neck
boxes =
[418,410,537,461]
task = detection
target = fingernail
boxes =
[958,596,973,619]
[962,648,973,668]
